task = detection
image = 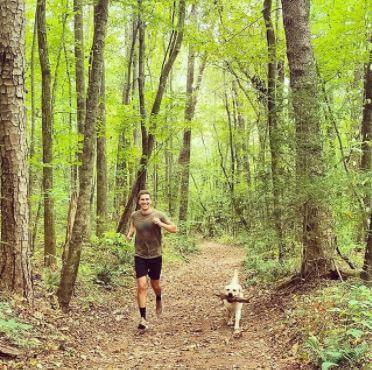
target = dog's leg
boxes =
[233,304,242,333]
[226,307,233,326]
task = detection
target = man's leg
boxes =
[148,256,163,316]
[150,279,162,315]
[137,276,148,329]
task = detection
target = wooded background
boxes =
[0,0,370,308]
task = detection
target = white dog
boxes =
[223,269,243,334]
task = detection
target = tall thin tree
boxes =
[58,0,109,309]
[263,0,285,261]
[178,43,207,226]
[360,45,372,281]
[117,0,186,233]
[96,63,108,236]
[36,0,56,267]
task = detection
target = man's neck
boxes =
[140,207,153,215]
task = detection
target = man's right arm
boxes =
[126,221,135,241]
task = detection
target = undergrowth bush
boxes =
[165,233,199,261]
[241,230,298,285]
[82,231,134,287]
[0,302,33,346]
[289,282,371,369]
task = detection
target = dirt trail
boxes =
[11,240,305,369]
[79,240,298,369]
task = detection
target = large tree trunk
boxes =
[57,0,109,310]
[96,64,107,237]
[117,0,185,233]
[360,47,372,281]
[282,0,334,278]
[0,0,33,300]
[263,0,285,261]
[37,0,56,268]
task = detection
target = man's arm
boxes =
[153,217,177,233]
[126,221,136,241]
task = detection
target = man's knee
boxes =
[150,279,161,291]
[137,278,148,293]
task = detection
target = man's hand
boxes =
[126,234,133,241]
[153,217,177,233]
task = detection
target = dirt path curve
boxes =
[81,240,296,369]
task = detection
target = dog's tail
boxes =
[232,269,239,284]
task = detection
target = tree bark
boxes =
[0,0,33,300]
[74,0,86,163]
[96,64,107,236]
[114,19,138,217]
[29,8,37,252]
[178,42,206,225]
[57,0,109,309]
[281,0,334,278]
[263,0,285,261]
[37,0,56,268]
[117,0,185,233]
[360,47,372,281]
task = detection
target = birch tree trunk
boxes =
[282,0,334,278]
[0,0,33,300]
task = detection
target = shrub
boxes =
[0,302,32,345]
[291,282,371,369]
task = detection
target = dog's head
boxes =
[224,282,242,298]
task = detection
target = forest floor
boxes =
[2,240,314,369]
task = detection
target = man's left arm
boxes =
[153,216,177,233]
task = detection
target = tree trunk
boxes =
[74,0,85,157]
[0,0,33,300]
[263,0,285,261]
[57,0,109,309]
[178,42,207,225]
[96,64,107,236]
[281,0,334,278]
[29,9,37,252]
[117,0,185,233]
[360,47,372,281]
[114,19,138,217]
[37,0,56,268]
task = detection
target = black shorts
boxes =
[134,256,162,280]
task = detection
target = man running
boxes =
[126,190,177,330]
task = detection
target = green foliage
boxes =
[238,229,298,285]
[82,232,134,287]
[290,283,371,369]
[42,268,60,292]
[165,233,199,261]
[0,302,32,344]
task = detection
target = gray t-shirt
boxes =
[130,209,171,259]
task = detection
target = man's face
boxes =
[139,194,151,211]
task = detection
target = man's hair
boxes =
[137,189,151,202]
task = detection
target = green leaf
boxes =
[346,328,364,338]
[321,361,338,370]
